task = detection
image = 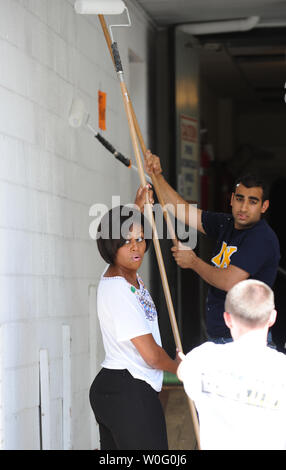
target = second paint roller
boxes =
[68,97,151,182]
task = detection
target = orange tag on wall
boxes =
[98,90,107,130]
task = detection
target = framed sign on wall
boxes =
[178,114,199,203]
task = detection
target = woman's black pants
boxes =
[89,368,168,450]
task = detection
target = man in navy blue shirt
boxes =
[143,151,280,343]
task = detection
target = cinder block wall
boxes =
[0,0,155,449]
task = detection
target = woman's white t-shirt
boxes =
[97,271,163,392]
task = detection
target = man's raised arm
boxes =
[144,150,205,234]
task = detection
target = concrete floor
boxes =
[160,386,198,451]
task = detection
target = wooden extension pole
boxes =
[98,14,201,450]
[97,16,177,245]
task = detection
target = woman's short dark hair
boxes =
[96,205,152,264]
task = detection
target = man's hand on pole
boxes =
[145,149,163,176]
[171,241,195,269]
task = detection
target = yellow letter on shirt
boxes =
[211,241,237,268]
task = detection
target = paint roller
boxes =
[68,97,151,182]
[75,0,126,15]
[74,0,201,449]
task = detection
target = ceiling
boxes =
[136,0,286,107]
[136,0,286,25]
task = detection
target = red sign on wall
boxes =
[98,90,107,131]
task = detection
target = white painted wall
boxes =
[0,0,155,449]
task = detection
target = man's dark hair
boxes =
[233,173,269,202]
[96,205,151,265]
